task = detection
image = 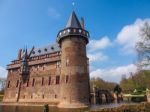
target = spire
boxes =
[25,48,28,59]
[66,11,82,28]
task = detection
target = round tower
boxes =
[57,11,90,108]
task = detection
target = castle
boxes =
[3,11,90,108]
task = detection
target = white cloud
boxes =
[0,66,7,78]
[88,52,108,63]
[48,7,60,19]
[88,36,111,52]
[90,64,137,83]
[116,18,150,54]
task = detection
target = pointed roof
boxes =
[66,11,82,28]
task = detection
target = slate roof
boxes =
[31,43,60,57]
[21,43,60,58]
[66,11,82,28]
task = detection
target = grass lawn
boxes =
[0,94,4,102]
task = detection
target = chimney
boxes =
[81,17,85,29]
[18,49,22,60]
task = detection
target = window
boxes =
[66,59,69,66]
[32,78,35,87]
[44,48,47,52]
[48,77,51,85]
[27,79,29,87]
[38,49,41,53]
[56,62,60,68]
[42,77,44,86]
[16,80,19,87]
[67,29,71,33]
[65,75,69,83]
[79,29,82,33]
[7,81,10,88]
[73,29,76,33]
[55,94,57,99]
[56,76,60,85]
[51,46,54,50]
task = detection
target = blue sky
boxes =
[0,0,150,82]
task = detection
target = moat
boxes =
[0,103,150,112]
[0,105,88,112]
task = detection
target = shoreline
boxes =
[0,102,57,107]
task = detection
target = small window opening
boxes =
[65,75,69,83]
[56,76,60,85]
[16,80,19,87]
[7,81,10,88]
[32,78,35,87]
[66,59,69,66]
[48,77,51,85]
[42,77,44,86]
[55,94,57,98]
[27,79,29,87]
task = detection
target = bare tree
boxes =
[136,22,150,69]
[0,78,6,94]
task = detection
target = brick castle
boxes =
[3,11,90,108]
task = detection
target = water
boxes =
[0,103,149,112]
[0,105,89,112]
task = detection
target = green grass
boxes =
[0,94,4,102]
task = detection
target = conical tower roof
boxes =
[66,11,82,28]
[57,11,89,44]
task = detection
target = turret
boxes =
[57,11,89,45]
[57,11,90,108]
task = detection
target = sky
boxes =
[0,0,150,82]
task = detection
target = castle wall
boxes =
[3,11,91,108]
[3,52,61,104]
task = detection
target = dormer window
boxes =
[44,48,47,52]
[63,30,66,34]
[51,46,54,50]
[38,50,41,53]
[59,32,62,36]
